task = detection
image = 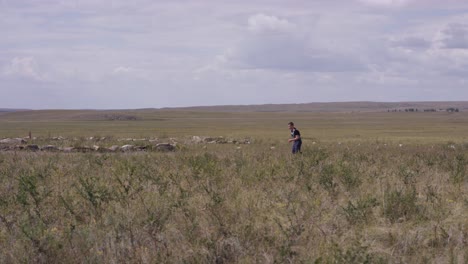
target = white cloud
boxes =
[357,0,409,7]
[113,66,135,74]
[217,13,366,72]
[248,13,295,33]
[2,57,44,81]
[1,0,468,108]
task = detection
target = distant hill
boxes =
[160,101,468,112]
[0,102,466,121]
[0,108,30,112]
[0,108,30,115]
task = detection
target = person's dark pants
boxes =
[292,140,302,154]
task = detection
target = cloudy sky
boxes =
[1,0,468,109]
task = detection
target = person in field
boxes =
[288,121,302,154]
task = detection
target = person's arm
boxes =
[288,133,300,142]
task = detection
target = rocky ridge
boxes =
[0,136,251,153]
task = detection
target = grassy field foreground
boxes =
[0,142,467,263]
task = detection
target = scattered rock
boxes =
[205,137,228,144]
[192,136,203,143]
[134,145,148,151]
[41,145,59,151]
[0,145,10,151]
[97,147,113,153]
[216,137,227,144]
[120,145,135,152]
[13,145,24,150]
[25,144,40,151]
[109,145,120,152]
[0,135,256,152]
[118,138,134,142]
[74,146,94,152]
[204,137,217,143]
[155,143,175,152]
[0,138,26,144]
[239,138,251,144]
[61,147,75,152]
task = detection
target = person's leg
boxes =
[292,141,301,154]
[296,141,302,154]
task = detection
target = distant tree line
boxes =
[387,108,460,112]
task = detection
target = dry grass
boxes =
[0,111,467,263]
[1,110,468,143]
[0,141,467,263]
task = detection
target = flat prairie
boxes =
[0,109,467,263]
[1,110,467,143]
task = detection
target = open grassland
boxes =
[1,110,468,143]
[0,110,468,263]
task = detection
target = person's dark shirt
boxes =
[291,128,301,142]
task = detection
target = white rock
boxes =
[41,145,59,151]
[109,145,120,151]
[120,145,134,151]
[0,138,26,144]
[61,147,75,152]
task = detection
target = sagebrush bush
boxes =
[0,142,467,263]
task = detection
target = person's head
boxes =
[288,122,294,129]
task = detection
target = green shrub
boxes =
[319,164,338,194]
[451,154,466,184]
[315,240,388,264]
[342,197,379,225]
[383,187,423,223]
